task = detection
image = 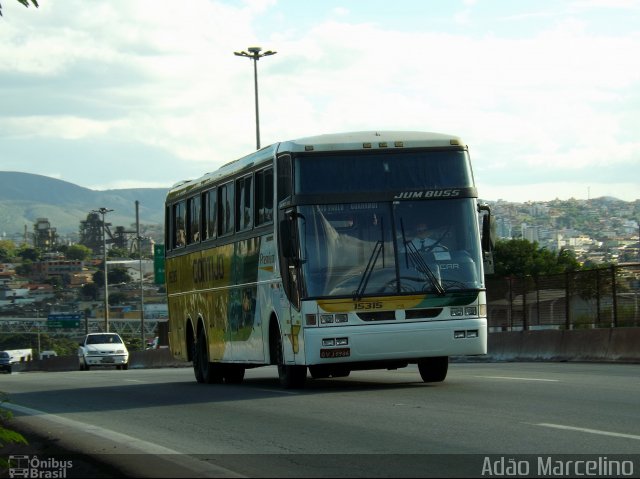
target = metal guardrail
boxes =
[486,263,640,331]
[0,317,164,338]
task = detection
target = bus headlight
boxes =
[320,314,334,324]
[316,313,349,325]
[334,314,348,323]
[465,306,478,316]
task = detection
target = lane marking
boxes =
[536,423,640,441]
[4,402,245,477]
[476,376,559,382]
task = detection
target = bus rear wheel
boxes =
[194,329,224,384]
[417,356,448,383]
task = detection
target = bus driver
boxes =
[408,222,437,252]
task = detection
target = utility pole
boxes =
[136,200,145,349]
[92,207,113,332]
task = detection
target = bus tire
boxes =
[192,335,204,383]
[417,356,448,383]
[194,329,224,384]
[275,331,306,389]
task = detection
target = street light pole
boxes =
[234,46,277,150]
[136,200,145,349]
[92,207,113,332]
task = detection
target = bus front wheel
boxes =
[275,331,306,389]
[417,356,448,383]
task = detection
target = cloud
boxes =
[1,0,638,201]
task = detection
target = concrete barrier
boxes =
[129,348,187,369]
[487,327,640,363]
[559,328,610,362]
[8,348,188,373]
[608,328,640,362]
[7,328,640,371]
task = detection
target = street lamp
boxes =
[234,46,277,150]
[92,207,113,332]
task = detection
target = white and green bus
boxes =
[165,131,494,388]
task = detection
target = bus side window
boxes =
[277,154,292,203]
[165,205,171,250]
[187,195,201,244]
[204,188,217,240]
[255,167,274,226]
[173,201,186,248]
[218,181,235,236]
[236,174,253,232]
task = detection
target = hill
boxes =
[0,171,167,238]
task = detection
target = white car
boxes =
[78,333,129,370]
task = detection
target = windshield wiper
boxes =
[353,240,383,301]
[404,241,445,295]
[353,218,386,301]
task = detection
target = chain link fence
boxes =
[486,263,640,331]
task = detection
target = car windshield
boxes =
[0,352,9,358]
[87,334,122,345]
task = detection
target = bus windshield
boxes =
[297,198,483,299]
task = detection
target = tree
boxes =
[108,267,132,285]
[93,267,132,285]
[80,282,99,300]
[0,0,38,17]
[108,247,130,259]
[493,239,582,278]
[0,240,16,261]
[14,260,33,276]
[108,292,127,306]
[65,244,92,262]
[17,246,40,262]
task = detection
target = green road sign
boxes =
[154,244,165,285]
[48,313,82,329]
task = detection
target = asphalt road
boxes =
[1,362,639,477]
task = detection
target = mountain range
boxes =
[0,171,167,238]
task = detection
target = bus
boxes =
[164,131,494,388]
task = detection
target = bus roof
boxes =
[279,131,465,152]
[167,131,465,198]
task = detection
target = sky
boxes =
[1,0,639,203]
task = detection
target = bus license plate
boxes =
[320,348,350,358]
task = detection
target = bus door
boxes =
[277,208,304,364]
